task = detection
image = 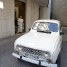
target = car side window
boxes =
[49,23,58,32]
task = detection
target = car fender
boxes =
[51,36,62,63]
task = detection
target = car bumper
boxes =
[12,52,57,67]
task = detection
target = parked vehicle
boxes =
[12,20,64,67]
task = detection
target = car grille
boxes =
[22,46,45,56]
[17,45,48,60]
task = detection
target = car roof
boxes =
[34,19,60,24]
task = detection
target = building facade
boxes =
[52,0,67,26]
[0,0,51,38]
[0,0,15,38]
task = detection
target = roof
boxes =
[35,19,60,24]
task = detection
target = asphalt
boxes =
[0,31,67,67]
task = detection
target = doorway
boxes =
[15,0,26,34]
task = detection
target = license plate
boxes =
[21,52,39,60]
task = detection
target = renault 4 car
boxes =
[12,20,64,67]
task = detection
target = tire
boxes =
[56,52,61,67]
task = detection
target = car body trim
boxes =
[12,52,57,67]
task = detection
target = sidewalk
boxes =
[0,33,24,41]
[62,27,67,32]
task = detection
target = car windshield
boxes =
[32,22,58,32]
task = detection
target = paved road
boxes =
[0,31,67,67]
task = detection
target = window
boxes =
[0,1,3,9]
[32,22,58,32]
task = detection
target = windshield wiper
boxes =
[37,30,51,33]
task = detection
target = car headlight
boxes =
[44,52,50,59]
[18,47,22,51]
[15,45,22,52]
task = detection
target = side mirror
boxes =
[29,28,31,31]
[60,32,64,35]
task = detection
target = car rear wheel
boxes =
[56,52,61,67]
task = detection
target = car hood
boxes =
[15,31,59,53]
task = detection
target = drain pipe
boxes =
[48,0,52,19]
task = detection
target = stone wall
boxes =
[26,0,39,32]
[0,0,15,38]
[52,0,67,26]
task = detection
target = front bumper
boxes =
[12,52,57,67]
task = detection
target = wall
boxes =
[39,6,50,19]
[0,0,15,38]
[39,0,51,19]
[26,0,39,32]
[0,0,50,38]
[52,0,67,26]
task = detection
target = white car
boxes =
[12,20,64,67]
